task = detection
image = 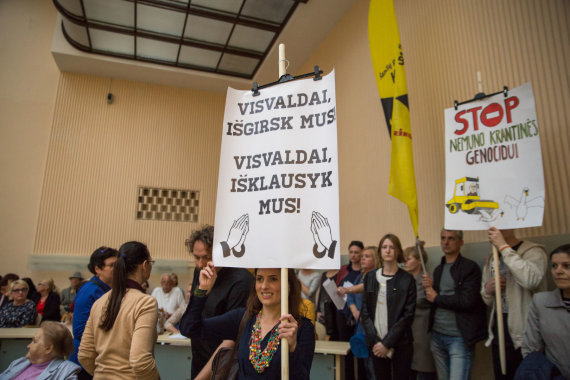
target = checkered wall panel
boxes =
[136,187,199,222]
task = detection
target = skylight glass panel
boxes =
[83,0,134,28]
[229,24,275,53]
[241,0,294,24]
[91,29,134,56]
[136,37,178,62]
[137,4,185,37]
[179,46,221,69]
[218,53,259,76]
[191,0,243,15]
[57,0,84,17]
[184,15,233,46]
[62,18,89,48]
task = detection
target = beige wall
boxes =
[298,0,570,250]
[34,73,225,259]
[0,0,60,276]
[1,0,569,289]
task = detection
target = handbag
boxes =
[211,347,239,380]
[211,311,249,380]
[323,300,337,336]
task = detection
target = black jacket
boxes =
[31,291,61,323]
[428,254,487,347]
[360,268,416,349]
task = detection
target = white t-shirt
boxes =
[151,286,185,315]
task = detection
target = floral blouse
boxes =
[0,300,37,327]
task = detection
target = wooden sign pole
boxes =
[279,43,290,380]
[492,245,507,375]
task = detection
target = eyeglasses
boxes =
[11,288,27,293]
[147,260,155,265]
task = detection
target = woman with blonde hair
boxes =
[79,241,159,379]
[347,246,380,379]
[32,278,61,323]
[0,280,37,327]
[403,245,436,380]
[0,321,80,379]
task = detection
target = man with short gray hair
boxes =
[422,229,487,380]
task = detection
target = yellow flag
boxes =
[368,0,418,236]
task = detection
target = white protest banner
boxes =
[212,70,340,269]
[444,82,545,230]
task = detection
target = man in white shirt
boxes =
[152,273,185,319]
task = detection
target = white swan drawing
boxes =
[504,187,544,221]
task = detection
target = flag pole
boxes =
[492,245,507,375]
[279,43,290,380]
[415,237,427,274]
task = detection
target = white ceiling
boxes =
[51,0,355,93]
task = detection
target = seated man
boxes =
[152,273,185,319]
[164,283,192,334]
[61,271,83,314]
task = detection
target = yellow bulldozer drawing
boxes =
[446,177,499,215]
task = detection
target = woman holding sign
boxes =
[183,263,315,379]
[360,234,416,379]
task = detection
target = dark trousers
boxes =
[336,310,355,380]
[358,357,376,380]
[323,301,339,340]
[371,343,413,380]
[410,370,437,380]
[77,369,93,380]
[491,313,523,380]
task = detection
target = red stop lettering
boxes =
[453,96,520,135]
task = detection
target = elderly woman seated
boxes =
[0,279,37,327]
[0,321,80,379]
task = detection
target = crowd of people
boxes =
[0,226,568,380]
[313,229,569,380]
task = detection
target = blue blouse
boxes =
[346,272,364,334]
[185,295,315,379]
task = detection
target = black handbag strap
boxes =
[89,278,108,292]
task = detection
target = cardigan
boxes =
[78,289,159,379]
[411,273,436,372]
[0,357,80,380]
[184,294,315,379]
[360,268,416,349]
